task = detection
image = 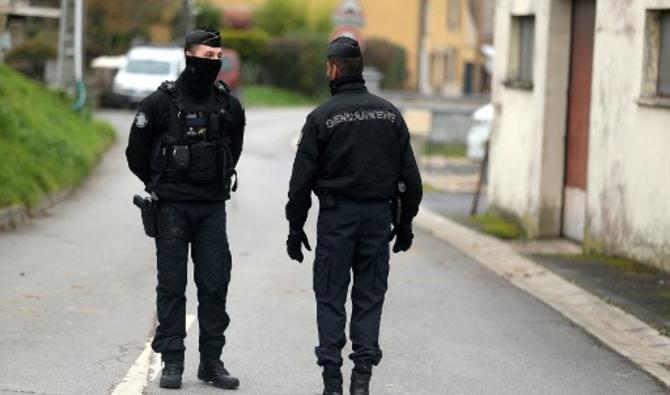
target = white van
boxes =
[112,46,185,106]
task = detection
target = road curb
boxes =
[0,189,72,231]
[415,207,670,388]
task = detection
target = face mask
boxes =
[184,56,222,87]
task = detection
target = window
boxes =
[658,12,670,96]
[448,0,461,31]
[125,60,171,75]
[640,10,670,106]
[506,15,535,89]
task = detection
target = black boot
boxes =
[159,359,184,389]
[197,356,240,390]
[322,367,343,395]
[350,362,372,395]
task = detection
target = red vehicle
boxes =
[217,49,241,95]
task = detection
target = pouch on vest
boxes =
[188,141,219,183]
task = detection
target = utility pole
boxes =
[418,0,431,95]
[184,0,195,35]
[56,0,85,109]
[56,0,74,89]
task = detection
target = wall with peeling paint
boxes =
[488,0,571,237]
[491,0,670,270]
[586,0,670,270]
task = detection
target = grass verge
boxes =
[423,142,467,158]
[466,212,523,240]
[0,64,116,209]
[244,85,321,107]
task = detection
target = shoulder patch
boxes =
[134,112,149,128]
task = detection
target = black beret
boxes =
[185,29,221,48]
[328,36,361,58]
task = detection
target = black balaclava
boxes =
[327,36,365,95]
[180,29,222,96]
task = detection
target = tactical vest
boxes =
[153,80,237,192]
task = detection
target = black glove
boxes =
[389,223,413,253]
[287,227,311,263]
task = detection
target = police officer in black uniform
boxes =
[126,29,245,390]
[286,36,422,395]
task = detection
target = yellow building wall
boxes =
[359,0,421,90]
[425,0,480,94]
[201,0,486,93]
[207,0,267,7]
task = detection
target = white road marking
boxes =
[111,314,197,395]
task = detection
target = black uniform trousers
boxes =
[314,197,391,369]
[151,202,232,360]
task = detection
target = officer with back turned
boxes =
[125,29,245,390]
[286,36,423,395]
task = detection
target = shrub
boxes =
[255,0,308,36]
[196,1,222,29]
[222,29,269,63]
[5,38,57,82]
[262,32,329,95]
[364,38,408,89]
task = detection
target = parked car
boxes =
[112,46,185,107]
[466,103,494,161]
[112,46,241,107]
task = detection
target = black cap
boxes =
[185,28,221,48]
[328,36,361,58]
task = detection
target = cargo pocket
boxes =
[373,250,390,292]
[157,205,189,240]
[313,254,332,299]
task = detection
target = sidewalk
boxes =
[415,203,670,388]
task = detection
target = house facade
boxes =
[489,0,670,270]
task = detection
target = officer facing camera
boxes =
[125,28,245,390]
[286,36,423,395]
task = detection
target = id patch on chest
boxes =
[134,112,149,128]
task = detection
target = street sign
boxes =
[332,0,366,28]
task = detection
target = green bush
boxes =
[0,64,116,208]
[364,38,408,89]
[5,38,57,82]
[222,29,269,63]
[255,0,308,36]
[196,1,222,29]
[263,32,329,95]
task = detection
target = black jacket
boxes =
[125,74,245,202]
[286,77,422,229]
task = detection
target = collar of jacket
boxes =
[176,72,213,101]
[330,75,367,95]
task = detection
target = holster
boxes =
[133,195,158,238]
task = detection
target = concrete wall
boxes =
[490,0,670,270]
[488,0,571,237]
[586,0,670,269]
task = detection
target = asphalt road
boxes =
[0,108,665,395]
